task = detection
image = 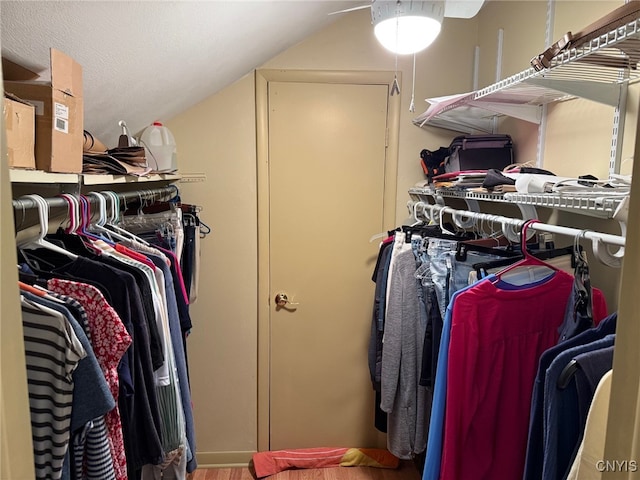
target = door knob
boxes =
[274,293,299,309]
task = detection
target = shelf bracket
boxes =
[501,203,539,242]
[591,233,625,267]
[452,198,481,229]
[591,206,626,268]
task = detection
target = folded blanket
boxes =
[252,447,399,478]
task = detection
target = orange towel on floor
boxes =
[252,447,399,478]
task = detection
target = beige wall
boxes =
[168,1,630,464]
[167,74,258,465]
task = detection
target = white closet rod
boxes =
[12,186,178,212]
[414,201,626,248]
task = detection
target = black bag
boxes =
[445,134,513,173]
[420,147,449,180]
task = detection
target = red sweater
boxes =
[440,272,574,480]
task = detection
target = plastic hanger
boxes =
[86,191,124,244]
[455,241,520,262]
[18,280,47,297]
[557,359,581,389]
[456,219,519,261]
[439,208,457,236]
[59,193,80,234]
[90,191,131,243]
[17,194,78,260]
[48,194,104,257]
[81,195,107,241]
[83,191,157,270]
[103,190,151,246]
[473,245,577,278]
[119,190,177,232]
[493,219,557,285]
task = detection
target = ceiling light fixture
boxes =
[372,1,444,55]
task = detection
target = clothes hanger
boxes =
[120,190,181,235]
[492,219,558,286]
[456,215,531,261]
[566,229,594,337]
[439,207,457,236]
[17,194,78,260]
[15,195,85,278]
[85,191,125,244]
[557,359,581,389]
[77,195,109,243]
[401,222,472,242]
[18,280,47,297]
[455,241,520,262]
[472,245,578,277]
[48,193,105,257]
[102,191,152,246]
[60,193,79,234]
[84,191,158,268]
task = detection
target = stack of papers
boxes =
[433,170,488,189]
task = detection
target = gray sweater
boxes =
[380,245,430,459]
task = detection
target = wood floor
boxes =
[190,460,421,480]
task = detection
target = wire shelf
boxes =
[408,186,627,218]
[413,17,640,133]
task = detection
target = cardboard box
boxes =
[3,48,83,173]
[3,93,35,169]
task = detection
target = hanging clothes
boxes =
[47,255,165,472]
[16,189,203,480]
[380,232,429,459]
[23,289,117,480]
[565,370,613,480]
[47,279,132,480]
[541,339,614,480]
[438,271,576,480]
[20,296,87,480]
[368,235,394,433]
[523,313,617,480]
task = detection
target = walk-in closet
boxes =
[3,2,640,480]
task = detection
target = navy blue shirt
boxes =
[523,313,617,480]
[542,335,615,480]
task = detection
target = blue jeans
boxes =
[412,237,430,334]
[427,238,501,318]
[427,239,458,319]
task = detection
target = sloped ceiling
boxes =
[0,0,361,147]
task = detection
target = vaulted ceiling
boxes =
[1,1,361,145]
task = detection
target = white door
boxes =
[262,75,396,450]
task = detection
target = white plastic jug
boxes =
[138,121,177,172]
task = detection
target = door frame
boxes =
[255,69,401,451]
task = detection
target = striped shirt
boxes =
[21,297,86,480]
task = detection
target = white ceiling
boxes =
[0,0,361,146]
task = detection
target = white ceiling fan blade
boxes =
[444,0,485,18]
[328,4,372,16]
